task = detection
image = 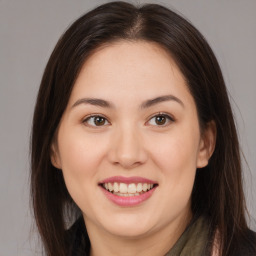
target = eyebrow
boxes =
[72,98,114,108]
[140,95,184,109]
[71,95,184,109]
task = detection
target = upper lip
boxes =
[99,176,157,184]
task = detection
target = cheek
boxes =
[149,129,200,174]
[58,128,107,173]
[56,128,108,201]
[147,125,200,200]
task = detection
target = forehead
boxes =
[68,40,192,107]
[79,40,182,81]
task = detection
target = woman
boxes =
[31,1,256,255]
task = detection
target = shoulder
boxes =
[212,228,256,256]
[241,229,256,255]
[65,216,90,256]
[232,229,256,256]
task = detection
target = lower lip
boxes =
[100,186,157,207]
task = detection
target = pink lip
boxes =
[99,185,157,207]
[99,176,157,184]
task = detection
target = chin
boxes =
[107,226,152,239]
[101,214,155,239]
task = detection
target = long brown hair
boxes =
[31,1,254,255]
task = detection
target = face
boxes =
[52,41,214,240]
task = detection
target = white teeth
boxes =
[119,183,128,193]
[128,183,136,193]
[142,183,148,192]
[115,192,141,197]
[137,183,142,192]
[108,183,113,191]
[113,182,119,192]
[102,182,155,195]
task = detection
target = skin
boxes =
[51,41,216,256]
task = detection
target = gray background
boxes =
[0,0,255,255]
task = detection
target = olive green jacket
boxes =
[67,215,256,256]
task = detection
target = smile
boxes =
[99,176,158,206]
[101,182,155,196]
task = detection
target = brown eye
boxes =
[155,115,166,125]
[94,116,106,126]
[83,115,109,127]
[148,114,173,126]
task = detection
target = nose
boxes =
[108,124,148,169]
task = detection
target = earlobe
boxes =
[197,121,216,168]
[50,143,62,169]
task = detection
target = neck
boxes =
[85,210,192,256]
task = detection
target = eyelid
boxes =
[146,112,175,127]
[81,112,175,127]
[82,114,111,127]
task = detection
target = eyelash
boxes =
[82,114,110,127]
[82,112,175,128]
[146,112,175,127]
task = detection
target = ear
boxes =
[197,120,216,168]
[50,142,62,169]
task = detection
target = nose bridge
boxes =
[109,122,147,168]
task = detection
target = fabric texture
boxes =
[66,215,256,256]
[165,215,211,256]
